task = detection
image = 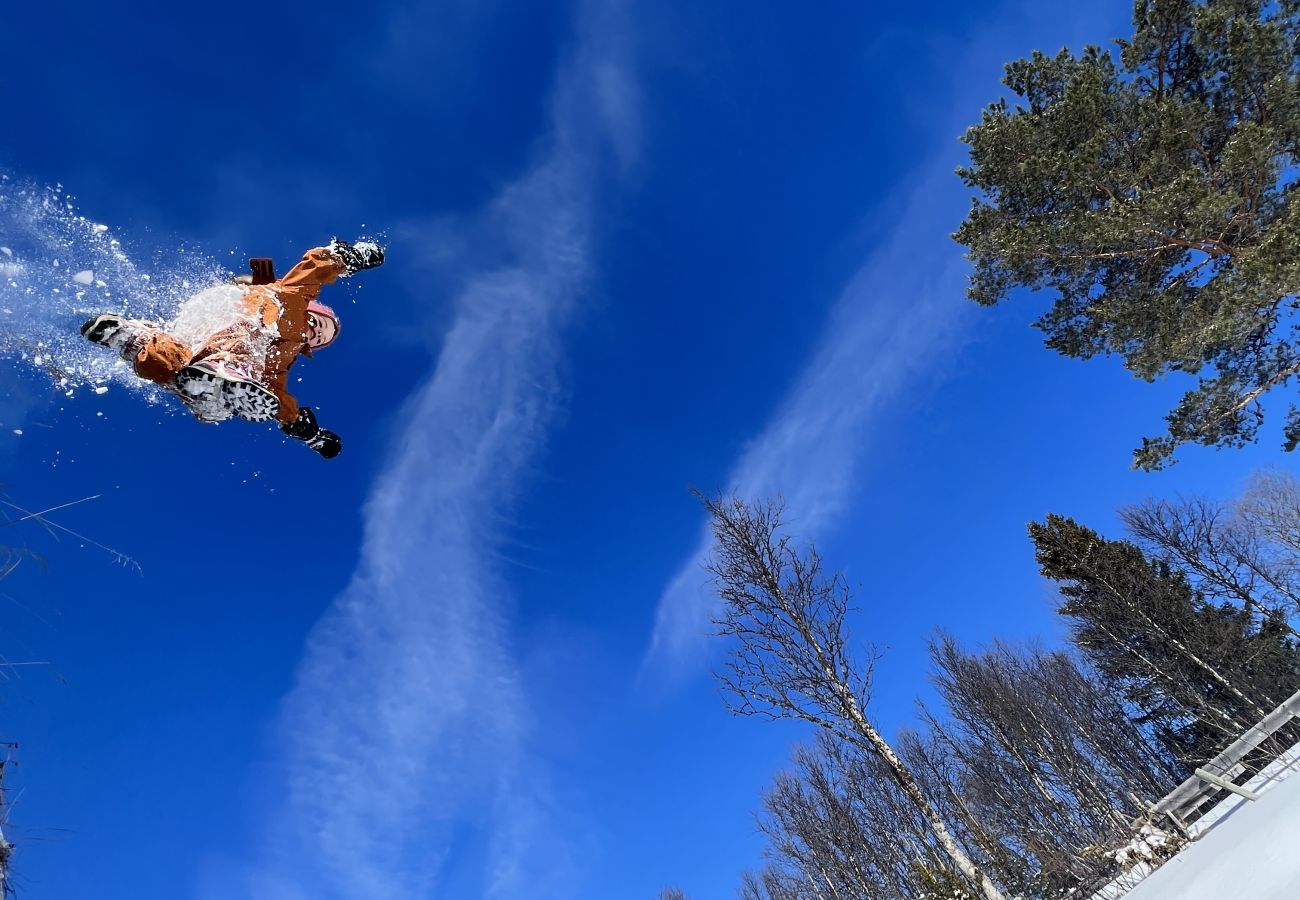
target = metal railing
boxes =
[1151,686,1300,835]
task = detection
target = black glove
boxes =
[328,238,385,274]
[281,406,320,440]
[306,429,342,459]
[281,407,342,458]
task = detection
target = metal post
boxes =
[1193,768,1261,802]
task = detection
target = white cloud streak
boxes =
[643,156,976,677]
[641,0,1119,679]
[245,3,636,898]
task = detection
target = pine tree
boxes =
[1029,514,1300,762]
[954,0,1300,469]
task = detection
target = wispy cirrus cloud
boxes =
[633,3,1136,687]
[640,0,1120,680]
[244,3,637,897]
[643,158,976,678]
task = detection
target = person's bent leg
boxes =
[129,331,193,386]
[272,242,382,309]
[276,247,349,298]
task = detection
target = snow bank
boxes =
[1117,744,1300,900]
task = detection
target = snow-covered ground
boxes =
[1120,746,1300,900]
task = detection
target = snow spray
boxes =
[0,173,232,400]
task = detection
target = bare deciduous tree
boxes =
[1120,470,1300,631]
[755,735,919,899]
[1239,470,1300,559]
[0,490,138,899]
[738,867,810,900]
[702,493,1006,900]
[919,638,1182,893]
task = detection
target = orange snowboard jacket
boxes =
[235,247,347,422]
[128,247,349,423]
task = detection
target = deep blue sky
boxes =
[0,2,1290,898]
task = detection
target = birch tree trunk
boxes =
[837,687,1005,900]
[702,493,1007,900]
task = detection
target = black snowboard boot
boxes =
[80,314,160,352]
[328,238,385,275]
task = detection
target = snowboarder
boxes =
[80,238,384,458]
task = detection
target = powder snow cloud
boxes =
[0,175,226,401]
[247,3,637,898]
